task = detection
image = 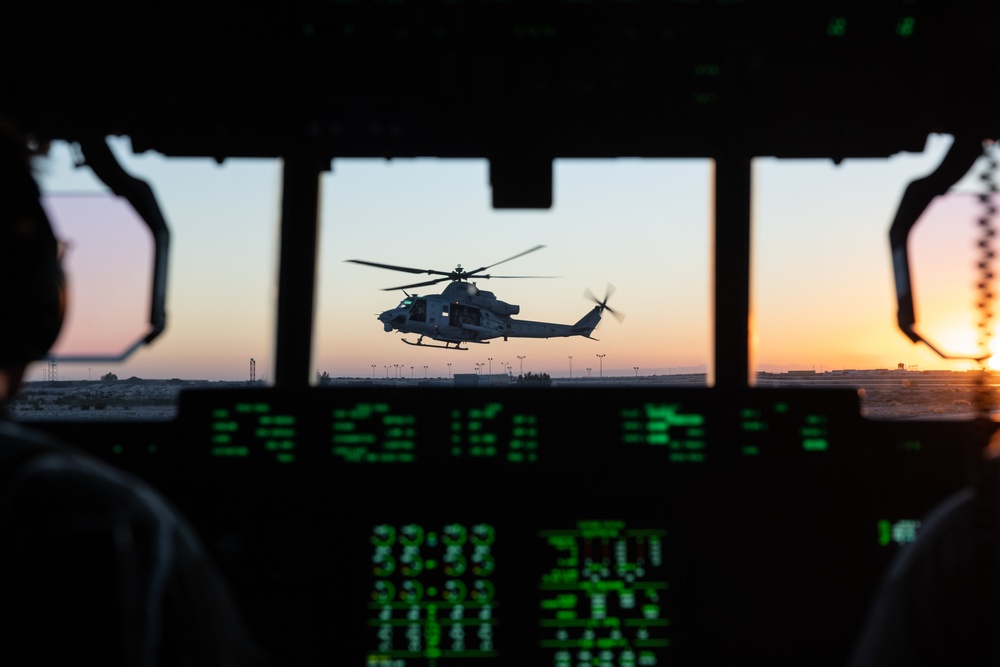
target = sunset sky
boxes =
[27,133,1000,382]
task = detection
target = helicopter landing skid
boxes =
[402,337,478,350]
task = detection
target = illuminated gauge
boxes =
[471,523,496,546]
[401,579,424,601]
[443,523,468,546]
[444,552,467,576]
[399,524,425,546]
[400,549,424,576]
[471,579,495,602]
[372,554,396,577]
[472,550,495,576]
[372,580,396,602]
[443,579,468,602]
[371,524,397,547]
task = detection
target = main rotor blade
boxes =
[479,274,559,280]
[381,277,453,291]
[464,245,546,276]
[345,259,450,277]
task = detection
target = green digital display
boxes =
[368,523,498,664]
[449,402,539,463]
[208,402,298,463]
[331,402,418,463]
[801,413,830,452]
[877,519,921,547]
[539,521,670,665]
[737,403,831,458]
[619,403,707,462]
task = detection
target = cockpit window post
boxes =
[713,155,753,389]
[274,150,325,388]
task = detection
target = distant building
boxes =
[453,373,512,387]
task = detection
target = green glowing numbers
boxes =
[368,522,498,661]
[619,404,707,461]
[208,402,297,462]
[539,521,670,664]
[801,414,829,452]
[449,403,539,463]
[331,402,416,463]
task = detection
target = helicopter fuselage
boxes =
[377,281,603,347]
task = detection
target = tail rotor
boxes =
[584,284,625,324]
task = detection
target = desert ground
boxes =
[8,370,1000,422]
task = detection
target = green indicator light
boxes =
[622,434,644,443]
[774,402,789,413]
[899,439,922,452]
[213,421,238,432]
[896,16,915,37]
[211,434,232,444]
[647,422,668,432]
[276,453,295,463]
[211,409,229,419]
[112,444,123,454]
[877,520,891,547]
[801,427,825,437]
[805,414,827,425]
[694,63,719,76]
[646,434,669,445]
[148,445,158,454]
[739,408,758,419]
[332,422,354,432]
[827,16,847,37]
[620,408,640,419]
[802,439,829,451]
[742,445,760,456]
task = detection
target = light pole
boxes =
[634,366,639,378]
[488,357,493,387]
[597,353,606,378]
[517,355,526,377]
[372,364,376,379]
[424,365,428,378]
[569,356,573,379]
[587,367,592,378]
[410,366,414,378]
[385,365,389,379]
[448,362,452,378]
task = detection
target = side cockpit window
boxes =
[408,299,427,322]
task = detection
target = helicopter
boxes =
[346,245,623,350]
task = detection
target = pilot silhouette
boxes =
[0,119,270,666]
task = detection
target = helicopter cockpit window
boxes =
[10,139,280,421]
[316,158,712,384]
[409,299,427,323]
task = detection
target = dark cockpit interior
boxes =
[2,3,999,665]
